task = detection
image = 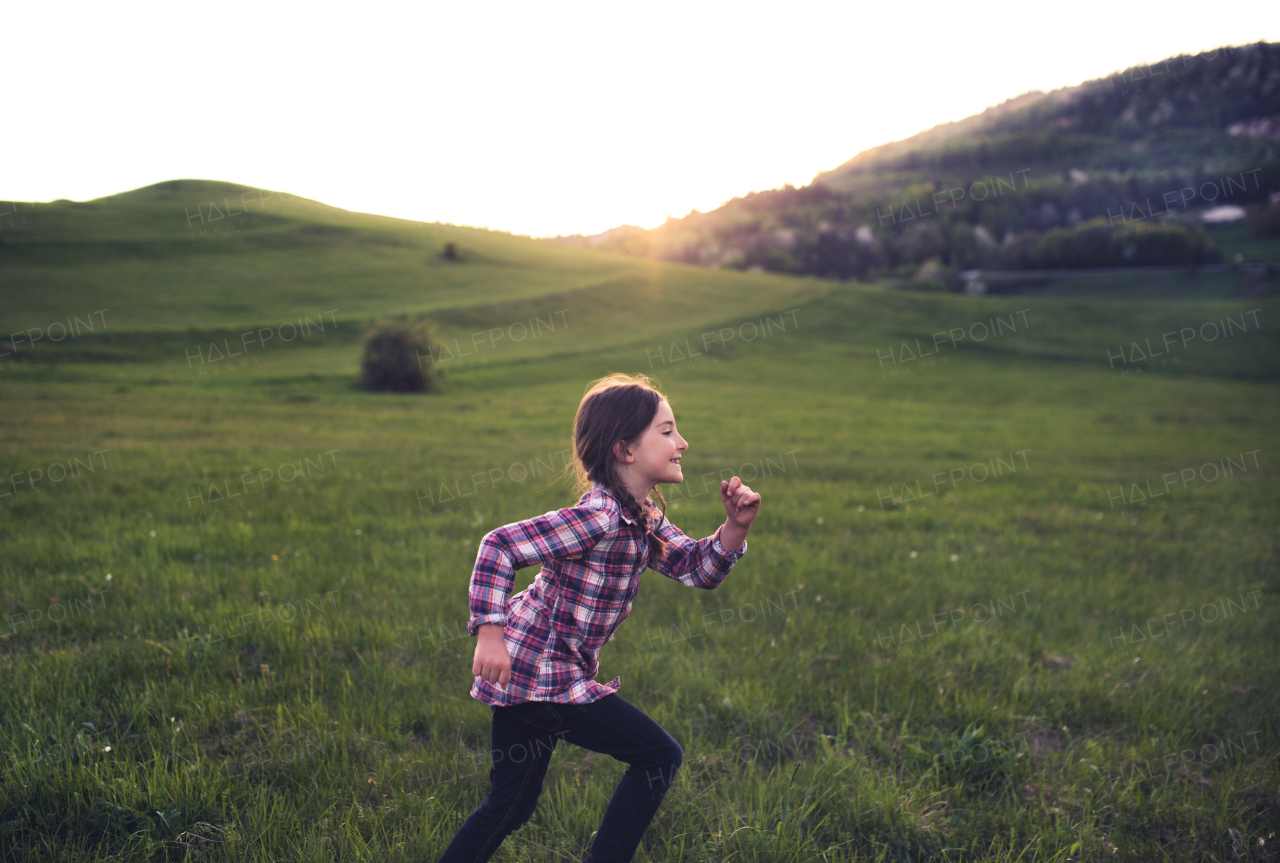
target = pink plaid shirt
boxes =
[467,482,747,705]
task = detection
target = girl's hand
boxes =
[721,476,761,529]
[473,623,511,691]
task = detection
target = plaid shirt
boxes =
[467,482,747,705]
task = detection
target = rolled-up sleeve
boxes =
[648,517,746,589]
[467,504,615,636]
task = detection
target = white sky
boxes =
[5,1,1276,237]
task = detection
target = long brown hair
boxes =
[570,373,670,559]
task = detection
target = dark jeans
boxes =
[437,693,683,863]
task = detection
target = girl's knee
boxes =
[479,790,540,832]
[665,740,683,770]
[646,734,682,770]
[638,739,682,784]
[480,777,544,828]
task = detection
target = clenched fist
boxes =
[472,623,511,691]
[719,476,761,552]
[721,476,761,527]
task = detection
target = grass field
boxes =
[1,181,1278,862]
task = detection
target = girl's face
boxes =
[622,398,688,488]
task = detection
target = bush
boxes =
[755,249,798,273]
[1029,220,1112,267]
[360,318,439,393]
[1006,217,1221,269]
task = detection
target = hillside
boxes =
[0,179,830,367]
[554,42,1280,283]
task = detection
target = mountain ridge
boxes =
[554,42,1280,282]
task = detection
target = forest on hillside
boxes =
[555,42,1280,285]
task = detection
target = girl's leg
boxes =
[553,694,683,863]
[436,705,562,863]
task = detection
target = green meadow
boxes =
[0,181,1277,862]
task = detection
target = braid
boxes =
[604,463,668,561]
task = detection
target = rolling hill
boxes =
[0,179,832,368]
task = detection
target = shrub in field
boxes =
[1026,219,1114,268]
[360,317,438,393]
[1009,217,1223,269]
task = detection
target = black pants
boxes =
[437,694,683,863]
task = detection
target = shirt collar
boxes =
[590,481,652,526]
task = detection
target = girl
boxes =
[438,374,761,863]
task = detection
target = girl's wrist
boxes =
[720,520,750,551]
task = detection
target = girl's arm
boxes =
[648,518,745,589]
[470,503,614,690]
[648,476,760,589]
[466,503,614,638]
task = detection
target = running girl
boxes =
[438,373,761,863]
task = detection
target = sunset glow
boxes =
[6,1,1277,236]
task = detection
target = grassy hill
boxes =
[0,179,835,377]
[0,180,824,335]
[0,180,1277,861]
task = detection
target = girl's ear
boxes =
[612,439,633,464]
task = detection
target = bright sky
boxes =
[6,2,1276,237]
